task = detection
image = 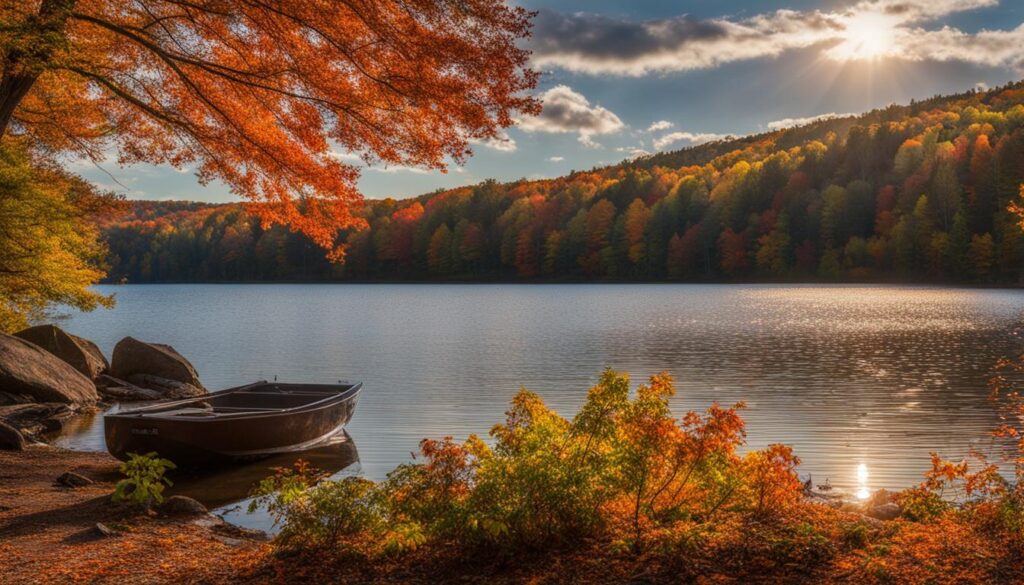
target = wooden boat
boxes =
[104,381,361,466]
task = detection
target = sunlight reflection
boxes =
[856,463,870,500]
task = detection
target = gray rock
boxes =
[0,420,25,451]
[95,375,163,401]
[14,325,108,380]
[94,522,118,537]
[162,495,208,516]
[0,333,98,404]
[56,471,94,487]
[111,337,205,391]
[864,488,895,508]
[0,403,76,441]
[126,374,206,399]
[866,502,901,521]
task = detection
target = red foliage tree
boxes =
[0,0,539,259]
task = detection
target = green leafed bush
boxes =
[249,461,387,551]
[112,452,176,509]
[253,369,814,556]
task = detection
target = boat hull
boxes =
[104,384,359,467]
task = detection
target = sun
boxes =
[830,12,897,61]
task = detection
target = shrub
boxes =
[257,369,812,557]
[249,461,386,551]
[112,452,176,509]
[741,444,803,517]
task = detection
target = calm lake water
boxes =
[53,284,1024,526]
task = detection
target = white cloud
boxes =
[883,23,1024,69]
[548,156,565,162]
[646,120,674,132]
[530,1,1023,76]
[517,85,625,147]
[766,112,856,130]
[365,165,432,175]
[653,131,732,151]
[328,150,362,162]
[471,131,517,152]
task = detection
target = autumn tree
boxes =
[427,224,452,275]
[623,198,651,268]
[0,0,539,259]
[0,141,116,331]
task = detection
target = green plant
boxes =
[112,452,176,509]
[249,461,387,550]
[896,487,949,522]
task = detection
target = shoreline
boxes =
[2,444,1021,584]
[0,446,269,584]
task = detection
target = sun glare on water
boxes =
[856,463,871,500]
[831,12,896,61]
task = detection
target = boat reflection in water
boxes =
[167,431,360,530]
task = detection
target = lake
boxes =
[53,284,1023,526]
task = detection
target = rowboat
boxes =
[104,381,361,466]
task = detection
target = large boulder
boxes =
[0,420,25,451]
[865,502,902,521]
[0,333,98,404]
[162,495,208,516]
[94,375,163,401]
[110,337,205,392]
[14,325,108,380]
[0,403,77,440]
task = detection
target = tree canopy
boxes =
[0,0,539,259]
[0,140,117,331]
[100,82,1024,285]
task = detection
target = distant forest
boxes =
[98,82,1024,284]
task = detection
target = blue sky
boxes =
[75,0,1024,202]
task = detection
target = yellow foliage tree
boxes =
[0,141,115,331]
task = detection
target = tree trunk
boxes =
[0,0,77,137]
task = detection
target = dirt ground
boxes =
[0,447,269,585]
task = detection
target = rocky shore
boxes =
[0,325,208,450]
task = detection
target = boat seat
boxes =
[163,407,217,417]
[211,406,285,412]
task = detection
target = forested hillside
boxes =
[100,82,1024,284]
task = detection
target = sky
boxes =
[75,0,1024,202]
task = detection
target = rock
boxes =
[0,420,25,451]
[126,374,206,399]
[0,333,98,404]
[162,495,208,516]
[0,392,33,406]
[94,522,118,537]
[0,403,76,440]
[864,488,895,508]
[110,337,205,391]
[194,514,269,541]
[55,471,94,487]
[866,502,901,521]
[14,325,108,380]
[95,375,163,401]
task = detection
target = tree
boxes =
[623,198,651,267]
[0,0,539,259]
[0,141,115,330]
[717,229,748,277]
[755,213,791,276]
[427,224,452,275]
[968,233,995,281]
